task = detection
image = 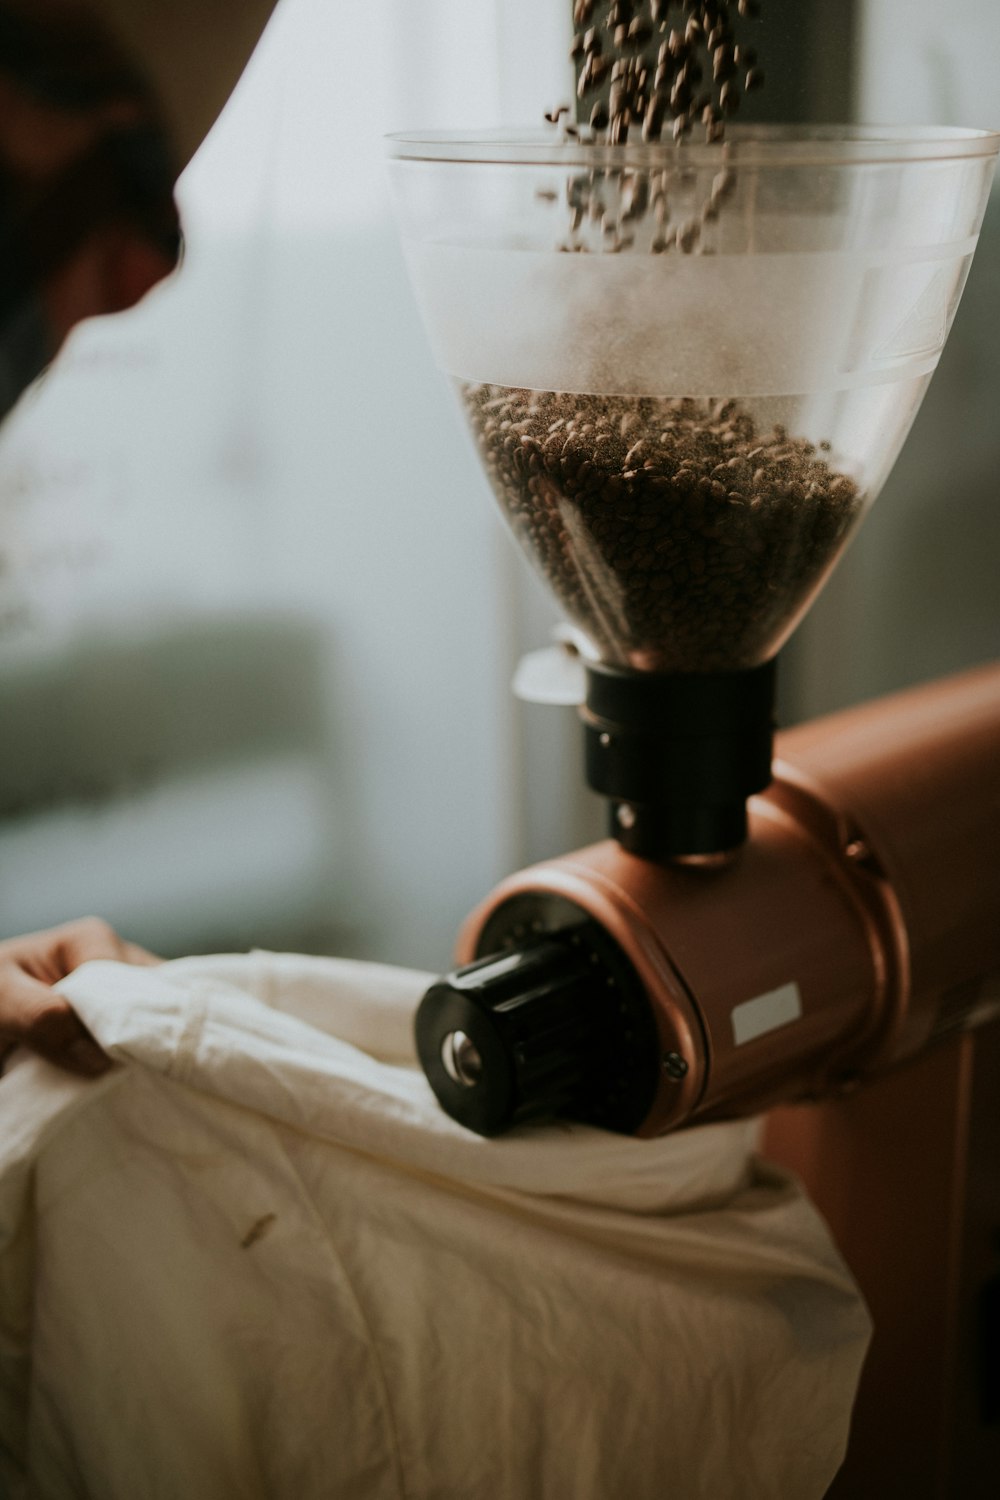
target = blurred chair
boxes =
[0,612,358,956]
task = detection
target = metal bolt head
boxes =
[662,1051,688,1080]
[441,1030,484,1088]
[616,802,637,830]
[844,838,883,876]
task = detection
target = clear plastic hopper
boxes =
[387,126,998,675]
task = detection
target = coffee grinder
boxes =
[386,125,1000,1494]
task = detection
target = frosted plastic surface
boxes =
[405,237,975,398]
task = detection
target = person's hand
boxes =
[0,918,160,1077]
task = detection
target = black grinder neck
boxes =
[581,658,777,858]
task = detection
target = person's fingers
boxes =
[0,919,121,983]
[0,918,163,984]
[0,918,159,1078]
[56,916,134,969]
[55,917,161,974]
[0,968,111,1077]
[120,939,162,967]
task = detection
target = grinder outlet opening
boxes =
[583,656,777,856]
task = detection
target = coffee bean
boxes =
[627,17,653,47]
[713,44,737,81]
[712,167,736,199]
[643,95,666,141]
[677,219,700,252]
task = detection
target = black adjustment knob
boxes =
[415,921,659,1137]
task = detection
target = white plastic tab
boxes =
[512,638,587,705]
[731,982,803,1047]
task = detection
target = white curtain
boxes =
[0,0,590,970]
[180,0,574,235]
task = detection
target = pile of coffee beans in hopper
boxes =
[461,0,862,673]
[465,388,858,672]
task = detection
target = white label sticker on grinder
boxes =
[731,982,803,1046]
